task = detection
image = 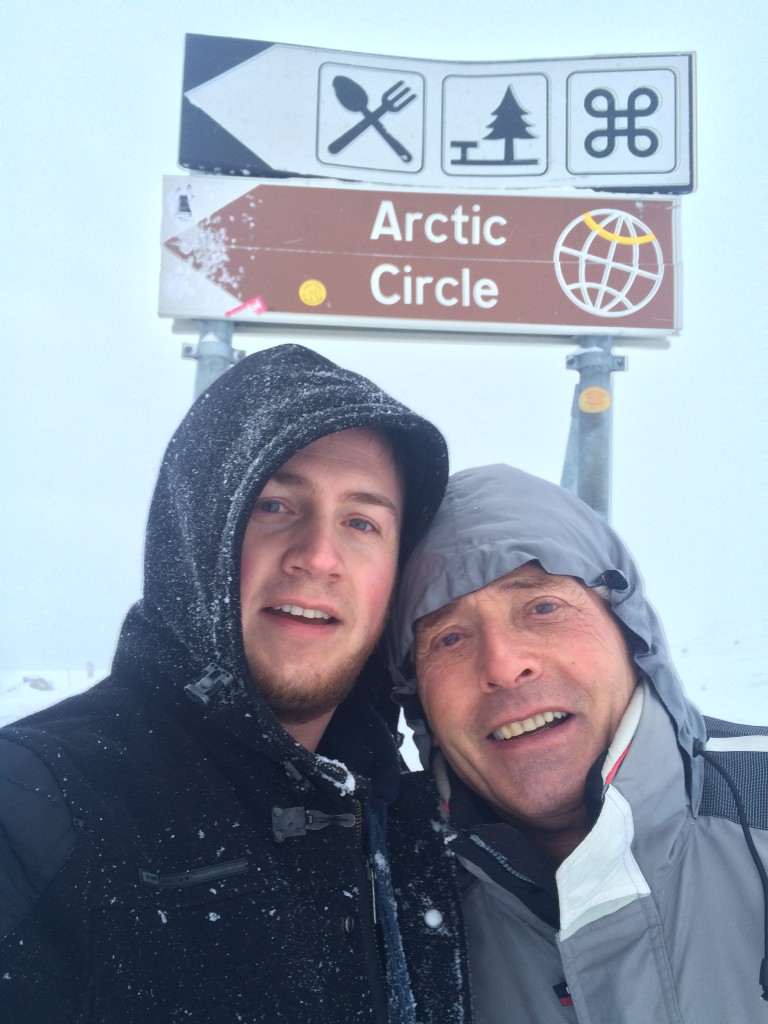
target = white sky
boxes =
[1,1,766,727]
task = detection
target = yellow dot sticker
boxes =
[578,387,612,414]
[299,279,327,306]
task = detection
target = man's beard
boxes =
[246,634,381,725]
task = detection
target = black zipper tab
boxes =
[272,805,356,842]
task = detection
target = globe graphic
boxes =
[554,209,664,317]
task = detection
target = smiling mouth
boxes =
[492,711,570,740]
[267,604,337,623]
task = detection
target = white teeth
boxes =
[493,710,567,741]
[273,604,331,620]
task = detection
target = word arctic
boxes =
[370,200,507,247]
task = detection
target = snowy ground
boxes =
[1,612,765,770]
[0,668,109,730]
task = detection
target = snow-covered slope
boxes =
[0,668,108,729]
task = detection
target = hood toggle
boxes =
[272,805,356,842]
[184,663,235,705]
[590,569,629,591]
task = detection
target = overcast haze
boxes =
[1,1,765,723]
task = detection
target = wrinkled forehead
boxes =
[415,562,583,628]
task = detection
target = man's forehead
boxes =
[316,426,392,452]
[275,427,395,472]
[491,564,576,591]
[416,563,580,632]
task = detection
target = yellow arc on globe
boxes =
[583,213,656,245]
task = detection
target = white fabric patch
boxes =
[556,787,651,941]
[705,735,768,752]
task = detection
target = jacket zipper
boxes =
[352,797,389,1024]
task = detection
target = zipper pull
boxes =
[368,856,378,926]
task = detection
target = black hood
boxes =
[116,344,448,736]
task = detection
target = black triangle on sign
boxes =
[178,34,295,178]
[182,33,271,91]
[178,100,294,177]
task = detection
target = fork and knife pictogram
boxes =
[328,76,417,162]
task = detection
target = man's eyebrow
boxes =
[497,578,562,593]
[268,469,306,488]
[344,491,401,520]
[416,601,459,635]
[263,472,400,520]
[496,569,570,593]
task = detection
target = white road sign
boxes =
[180,35,695,193]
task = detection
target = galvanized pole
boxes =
[560,335,627,521]
[181,320,245,400]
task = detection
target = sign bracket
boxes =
[182,320,245,399]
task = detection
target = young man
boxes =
[0,345,471,1024]
[391,463,768,1023]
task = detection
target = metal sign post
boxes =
[181,320,245,399]
[560,335,627,519]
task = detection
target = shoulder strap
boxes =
[699,717,768,829]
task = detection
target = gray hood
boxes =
[390,464,707,804]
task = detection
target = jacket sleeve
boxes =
[0,737,76,941]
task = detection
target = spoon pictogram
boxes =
[328,76,415,162]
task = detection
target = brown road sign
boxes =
[160,177,679,336]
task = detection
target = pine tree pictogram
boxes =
[483,86,537,163]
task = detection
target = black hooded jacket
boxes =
[0,345,471,1024]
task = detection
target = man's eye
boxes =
[257,499,284,513]
[438,632,462,648]
[532,601,558,615]
[347,517,375,533]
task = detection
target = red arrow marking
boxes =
[225,295,267,317]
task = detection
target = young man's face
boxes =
[240,428,403,730]
[415,563,636,839]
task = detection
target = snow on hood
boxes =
[389,464,706,798]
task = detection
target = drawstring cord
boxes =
[693,739,768,1001]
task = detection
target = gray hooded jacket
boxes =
[391,464,768,1023]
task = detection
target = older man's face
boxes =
[415,563,636,838]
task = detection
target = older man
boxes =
[391,463,768,1023]
[0,345,471,1024]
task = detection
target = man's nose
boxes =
[283,517,343,577]
[477,627,542,691]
